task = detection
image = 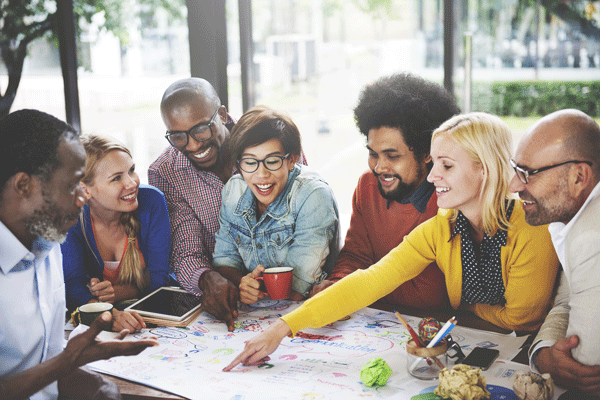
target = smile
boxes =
[193,147,212,159]
[436,187,450,193]
[256,183,274,193]
[121,193,137,201]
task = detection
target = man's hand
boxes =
[239,266,266,304]
[198,270,239,332]
[64,311,158,370]
[89,278,115,303]
[537,336,600,395]
[112,309,146,333]
[222,319,291,372]
[309,279,335,297]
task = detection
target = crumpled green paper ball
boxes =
[360,357,392,387]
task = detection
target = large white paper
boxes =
[85,300,546,400]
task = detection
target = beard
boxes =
[25,197,81,244]
[520,175,578,226]
[371,166,427,202]
[374,172,421,203]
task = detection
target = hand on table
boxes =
[222,319,291,372]
[112,309,146,333]
[198,270,239,332]
[64,311,158,371]
[89,278,115,303]
[239,265,266,304]
[537,336,600,395]
[309,279,335,297]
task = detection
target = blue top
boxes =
[0,221,64,400]
[61,184,172,310]
[213,164,340,296]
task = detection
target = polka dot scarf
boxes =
[450,201,515,305]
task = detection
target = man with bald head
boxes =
[149,78,240,330]
[509,109,600,396]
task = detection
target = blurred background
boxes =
[1,0,599,216]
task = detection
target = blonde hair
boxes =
[432,112,514,236]
[81,134,148,293]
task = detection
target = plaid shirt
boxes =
[148,114,307,295]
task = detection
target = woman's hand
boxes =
[112,309,146,333]
[89,278,115,303]
[239,265,266,304]
[222,319,292,371]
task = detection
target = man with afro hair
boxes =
[311,73,459,310]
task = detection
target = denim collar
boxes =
[234,164,302,221]
[390,180,435,213]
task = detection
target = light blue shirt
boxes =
[0,221,66,400]
[213,164,340,296]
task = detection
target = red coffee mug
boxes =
[256,267,293,300]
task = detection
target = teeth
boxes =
[122,193,136,200]
[194,147,211,159]
[436,187,450,193]
[522,200,534,205]
[257,184,273,191]
[382,176,395,182]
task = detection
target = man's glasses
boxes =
[238,154,290,173]
[510,158,593,184]
[165,106,221,148]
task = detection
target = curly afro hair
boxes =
[354,72,460,162]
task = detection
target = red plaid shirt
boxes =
[149,114,307,295]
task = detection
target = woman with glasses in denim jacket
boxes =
[212,106,340,303]
[224,112,561,371]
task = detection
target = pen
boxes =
[393,310,444,369]
[426,317,457,349]
[393,310,425,347]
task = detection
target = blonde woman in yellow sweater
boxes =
[224,112,560,371]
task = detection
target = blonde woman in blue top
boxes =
[62,135,172,332]
[213,106,340,303]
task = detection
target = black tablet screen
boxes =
[130,289,201,317]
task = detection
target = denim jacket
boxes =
[213,164,340,296]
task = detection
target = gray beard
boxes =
[25,217,68,243]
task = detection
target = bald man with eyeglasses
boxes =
[509,109,600,398]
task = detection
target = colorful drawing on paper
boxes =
[86,300,530,400]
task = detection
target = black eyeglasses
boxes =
[445,335,466,364]
[237,154,290,173]
[510,158,593,184]
[165,106,221,148]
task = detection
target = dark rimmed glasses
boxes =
[510,158,593,184]
[165,106,221,148]
[238,154,290,173]
[445,335,466,364]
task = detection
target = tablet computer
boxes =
[125,287,202,321]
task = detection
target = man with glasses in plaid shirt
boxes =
[510,109,600,398]
[149,78,306,332]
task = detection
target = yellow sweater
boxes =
[283,203,559,333]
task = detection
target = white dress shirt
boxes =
[0,221,67,400]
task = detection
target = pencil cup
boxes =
[406,339,448,380]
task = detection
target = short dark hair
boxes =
[0,109,79,190]
[353,72,460,161]
[229,105,302,162]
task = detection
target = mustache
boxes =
[373,171,401,180]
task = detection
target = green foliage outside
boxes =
[462,81,600,118]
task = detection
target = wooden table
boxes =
[97,302,534,399]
